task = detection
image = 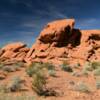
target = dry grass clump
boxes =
[0,76,23,93]
[0,61,25,72]
[26,62,57,96]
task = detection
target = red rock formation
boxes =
[25,19,100,65]
[0,19,100,65]
[0,42,29,62]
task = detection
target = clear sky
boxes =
[0,0,100,47]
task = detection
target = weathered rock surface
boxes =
[2,42,26,51]
[38,19,75,44]
[0,42,29,62]
[25,19,100,65]
[0,19,100,65]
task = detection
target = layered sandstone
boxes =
[25,19,100,65]
[0,42,29,62]
[0,19,100,65]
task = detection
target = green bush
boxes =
[32,69,47,95]
[26,62,44,77]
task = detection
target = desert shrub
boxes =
[31,63,57,96]
[74,82,91,93]
[0,84,9,93]
[26,62,44,77]
[32,69,47,95]
[83,62,92,71]
[26,62,56,77]
[81,69,89,76]
[42,63,56,77]
[7,76,23,92]
[96,80,100,89]
[91,61,100,70]
[42,62,55,70]
[93,68,100,76]
[48,70,56,77]
[83,61,100,71]
[82,61,100,76]
[2,65,15,72]
[2,65,20,72]
[61,61,73,72]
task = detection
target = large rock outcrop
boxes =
[0,19,100,65]
[25,19,100,65]
[38,19,75,44]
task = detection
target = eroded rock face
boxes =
[0,42,29,62]
[25,19,100,65]
[38,19,75,44]
[0,19,100,65]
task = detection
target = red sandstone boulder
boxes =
[38,19,75,43]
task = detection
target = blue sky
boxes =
[0,0,100,47]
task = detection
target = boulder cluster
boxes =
[0,42,29,63]
[0,19,100,65]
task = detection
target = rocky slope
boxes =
[0,19,100,65]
